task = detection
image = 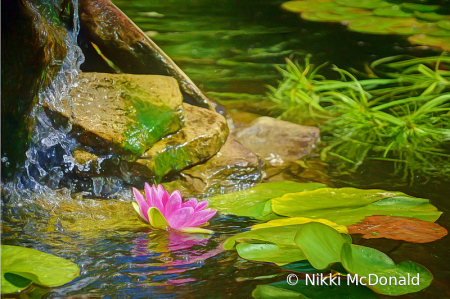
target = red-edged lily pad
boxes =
[347,215,448,243]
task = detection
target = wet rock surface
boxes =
[78,0,213,109]
[1,0,72,178]
[44,72,184,158]
[232,116,320,167]
[178,136,262,196]
[133,103,229,180]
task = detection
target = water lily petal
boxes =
[165,190,182,216]
[156,184,167,204]
[184,209,217,228]
[148,207,170,230]
[178,227,214,234]
[194,200,208,212]
[144,182,154,207]
[167,207,195,230]
[133,187,150,221]
[149,184,166,216]
[182,198,198,209]
[132,202,148,222]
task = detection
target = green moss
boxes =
[119,83,182,157]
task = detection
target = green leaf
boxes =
[223,225,303,250]
[236,243,306,265]
[400,3,441,13]
[208,181,325,218]
[253,279,377,299]
[281,260,328,274]
[334,0,391,9]
[253,284,308,299]
[1,245,80,294]
[414,11,449,22]
[341,243,433,295]
[271,189,441,225]
[373,6,414,18]
[437,20,450,30]
[294,222,351,270]
[281,1,340,13]
[148,207,169,230]
[252,217,348,234]
[348,17,422,35]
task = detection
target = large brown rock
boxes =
[78,0,213,110]
[133,103,229,180]
[232,117,320,166]
[178,136,262,196]
[45,72,184,158]
[1,0,71,178]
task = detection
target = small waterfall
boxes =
[1,0,128,223]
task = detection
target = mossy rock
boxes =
[44,72,184,158]
[133,103,229,180]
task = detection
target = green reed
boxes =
[268,54,450,181]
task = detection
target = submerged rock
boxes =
[232,116,320,166]
[78,0,214,110]
[133,103,229,180]
[178,136,262,196]
[44,72,184,158]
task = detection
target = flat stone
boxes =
[178,136,262,196]
[133,103,229,180]
[45,72,184,158]
[232,117,320,166]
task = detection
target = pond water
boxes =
[2,0,450,298]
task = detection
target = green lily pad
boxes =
[421,25,450,37]
[315,12,362,22]
[1,245,80,294]
[437,19,450,30]
[386,23,425,35]
[271,189,441,225]
[208,181,325,218]
[334,0,391,10]
[341,243,433,295]
[414,11,449,22]
[301,12,326,22]
[281,260,328,274]
[294,222,351,270]
[374,6,415,18]
[223,225,303,249]
[236,243,306,265]
[400,3,441,13]
[408,33,450,50]
[282,1,340,13]
[348,17,422,35]
[272,187,403,215]
[252,217,348,234]
[334,7,372,16]
[253,279,377,299]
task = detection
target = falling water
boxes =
[0,0,127,223]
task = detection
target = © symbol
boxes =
[287,273,299,286]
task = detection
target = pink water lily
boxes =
[132,183,217,233]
